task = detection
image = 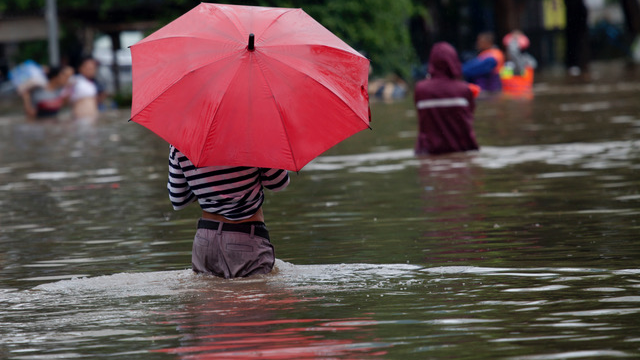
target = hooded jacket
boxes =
[414,42,479,155]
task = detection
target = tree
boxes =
[248,0,417,79]
[621,0,640,62]
[2,0,419,80]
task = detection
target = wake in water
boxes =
[3,263,640,359]
[304,140,640,173]
[31,259,425,296]
[25,261,640,298]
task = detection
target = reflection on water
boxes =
[1,62,640,359]
[3,263,640,359]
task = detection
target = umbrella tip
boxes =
[248,33,255,51]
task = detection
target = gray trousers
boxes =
[192,219,275,278]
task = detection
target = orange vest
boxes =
[479,48,505,74]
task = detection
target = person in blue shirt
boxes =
[462,32,504,92]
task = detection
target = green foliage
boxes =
[248,0,418,78]
[112,90,133,108]
[303,0,417,79]
[0,0,44,13]
[1,0,419,80]
[15,40,48,64]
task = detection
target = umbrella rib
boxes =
[254,58,299,171]
[130,51,239,120]
[217,7,252,42]
[258,8,298,40]
[263,45,369,125]
[194,55,249,166]
[136,34,239,47]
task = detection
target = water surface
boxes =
[1,62,639,359]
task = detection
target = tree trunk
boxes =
[564,0,589,74]
[108,31,121,95]
[494,0,515,43]
[622,0,640,35]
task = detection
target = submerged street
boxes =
[1,62,639,359]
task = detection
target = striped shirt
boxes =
[168,145,290,221]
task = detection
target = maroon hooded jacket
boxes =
[414,42,479,155]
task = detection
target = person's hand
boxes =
[468,83,481,98]
[20,92,37,118]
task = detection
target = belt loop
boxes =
[250,225,255,239]
[216,221,223,235]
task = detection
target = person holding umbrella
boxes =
[168,146,289,278]
[131,4,371,279]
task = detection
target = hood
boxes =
[428,42,462,80]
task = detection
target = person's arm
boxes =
[60,83,73,105]
[167,146,197,209]
[20,91,37,118]
[462,57,498,79]
[260,168,290,192]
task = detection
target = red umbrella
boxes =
[130,3,370,171]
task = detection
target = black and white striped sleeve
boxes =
[167,145,196,210]
[260,168,290,192]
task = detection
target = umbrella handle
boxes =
[248,33,255,51]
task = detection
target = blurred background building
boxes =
[1,0,639,101]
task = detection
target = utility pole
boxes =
[45,0,60,66]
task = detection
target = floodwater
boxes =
[1,61,639,359]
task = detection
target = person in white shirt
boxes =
[70,57,99,120]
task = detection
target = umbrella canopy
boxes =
[130,3,370,171]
